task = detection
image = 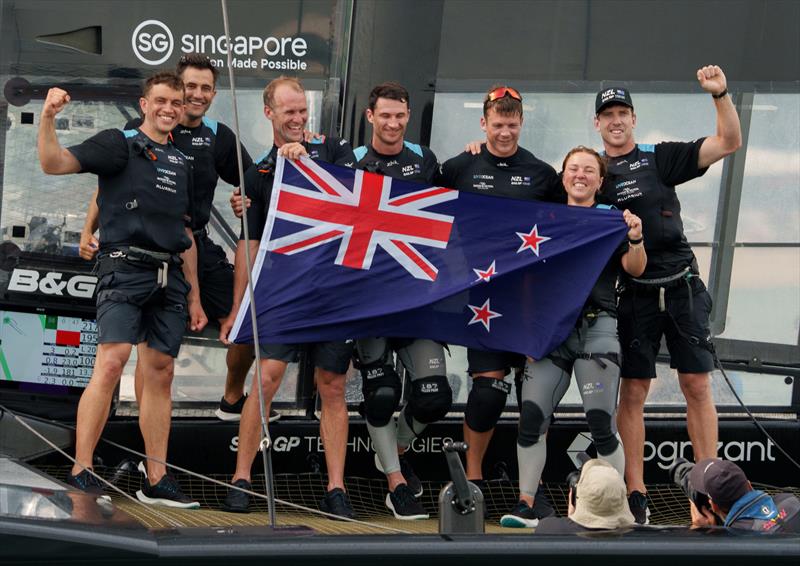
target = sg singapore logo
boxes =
[132,20,174,65]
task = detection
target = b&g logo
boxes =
[132,20,174,65]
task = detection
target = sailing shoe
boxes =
[533,485,556,518]
[386,484,429,520]
[66,469,104,495]
[136,462,199,509]
[222,479,252,513]
[500,498,555,528]
[215,395,281,422]
[374,453,423,498]
[628,490,651,525]
[319,488,356,521]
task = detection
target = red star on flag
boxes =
[473,260,498,283]
[516,224,551,256]
[467,298,502,331]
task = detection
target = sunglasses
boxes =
[487,86,522,102]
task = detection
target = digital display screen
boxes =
[0,310,96,389]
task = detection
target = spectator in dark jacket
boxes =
[689,458,800,533]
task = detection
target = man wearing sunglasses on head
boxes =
[436,85,561,521]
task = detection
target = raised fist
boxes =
[696,65,728,97]
[43,88,71,119]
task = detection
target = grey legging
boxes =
[357,337,447,475]
[516,313,625,497]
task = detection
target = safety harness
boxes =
[97,246,182,289]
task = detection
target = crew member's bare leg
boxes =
[317,368,348,491]
[679,372,718,461]
[137,344,175,483]
[617,378,651,494]
[231,359,287,482]
[72,342,133,474]
[223,343,255,404]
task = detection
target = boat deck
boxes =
[39,464,800,534]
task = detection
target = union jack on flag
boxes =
[267,158,458,281]
[231,156,628,359]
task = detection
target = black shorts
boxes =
[617,276,714,378]
[259,340,353,374]
[95,266,189,358]
[196,233,234,322]
[466,348,525,376]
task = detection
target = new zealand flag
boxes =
[230,157,627,358]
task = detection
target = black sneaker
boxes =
[398,454,423,498]
[534,485,556,517]
[222,479,252,513]
[500,498,554,528]
[628,490,650,525]
[135,462,199,509]
[319,488,355,520]
[386,484,429,520]
[374,453,423,498]
[215,395,280,422]
[66,469,104,495]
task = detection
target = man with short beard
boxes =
[219,76,357,520]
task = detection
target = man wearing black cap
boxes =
[688,458,800,532]
[594,66,742,523]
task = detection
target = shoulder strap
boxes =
[201,116,219,135]
[403,140,423,157]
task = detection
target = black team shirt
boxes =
[68,128,193,253]
[437,143,560,202]
[126,116,252,231]
[602,140,708,279]
[354,141,438,184]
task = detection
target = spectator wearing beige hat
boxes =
[535,459,636,534]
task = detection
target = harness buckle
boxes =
[157,262,169,288]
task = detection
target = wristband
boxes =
[712,89,728,99]
[628,237,643,245]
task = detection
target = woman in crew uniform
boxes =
[500,146,646,528]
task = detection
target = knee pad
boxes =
[465,377,511,433]
[405,375,452,425]
[517,400,549,448]
[360,362,402,427]
[586,409,619,455]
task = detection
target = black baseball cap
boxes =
[595,87,634,114]
[689,458,750,509]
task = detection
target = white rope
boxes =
[0,405,412,533]
[0,404,182,528]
